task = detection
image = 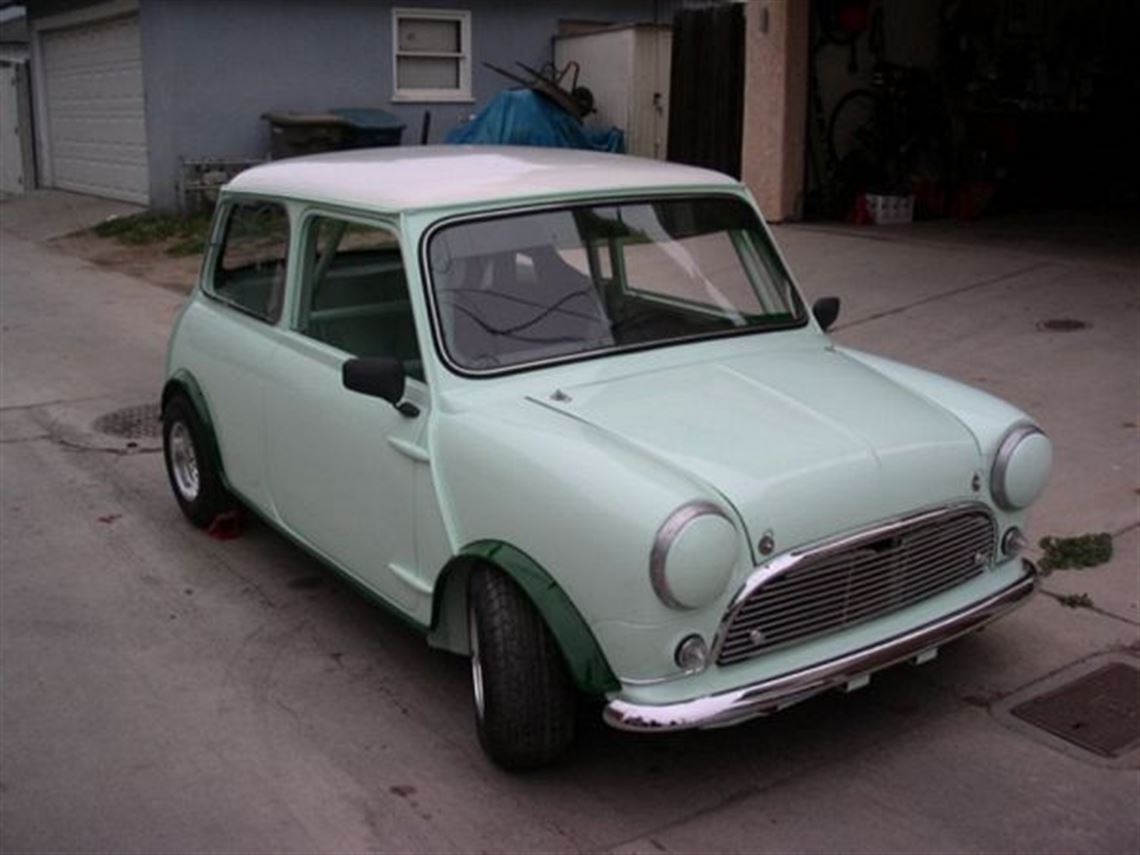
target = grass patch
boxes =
[92,211,213,257]
[1039,533,1114,571]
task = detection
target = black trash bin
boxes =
[329,108,406,149]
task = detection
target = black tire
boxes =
[467,566,576,770]
[162,394,233,528]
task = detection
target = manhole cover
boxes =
[92,403,162,439]
[1010,663,1140,757]
[1037,318,1089,332]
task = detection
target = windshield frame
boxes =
[417,192,810,379]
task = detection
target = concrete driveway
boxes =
[1,193,1137,853]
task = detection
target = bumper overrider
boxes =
[604,559,1039,732]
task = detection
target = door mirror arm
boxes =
[396,401,420,418]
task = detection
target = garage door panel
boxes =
[50,114,147,147]
[49,158,147,200]
[52,139,147,170]
[43,15,141,65]
[48,70,144,103]
[42,14,149,204]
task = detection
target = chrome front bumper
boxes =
[604,559,1038,733]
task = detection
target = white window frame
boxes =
[391,7,473,103]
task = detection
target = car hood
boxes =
[534,347,984,563]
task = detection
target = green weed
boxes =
[1038,533,1114,571]
[93,211,213,257]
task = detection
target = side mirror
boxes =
[812,297,840,332]
[342,357,405,406]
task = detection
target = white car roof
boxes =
[226,145,739,212]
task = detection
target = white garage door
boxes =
[41,14,149,204]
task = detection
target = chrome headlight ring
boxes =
[650,501,737,610]
[991,423,1052,511]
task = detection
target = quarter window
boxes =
[392,8,472,102]
[297,216,423,382]
[211,200,290,323]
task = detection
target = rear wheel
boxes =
[467,566,576,769]
[162,394,233,528]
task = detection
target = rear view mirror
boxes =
[812,297,840,332]
[342,357,405,406]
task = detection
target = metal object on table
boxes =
[483,60,595,120]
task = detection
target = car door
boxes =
[190,196,292,511]
[262,211,429,614]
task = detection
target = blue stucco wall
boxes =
[137,0,663,208]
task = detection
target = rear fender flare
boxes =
[161,370,225,481]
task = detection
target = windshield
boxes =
[425,196,805,372]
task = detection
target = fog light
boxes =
[675,634,709,671]
[1002,526,1028,558]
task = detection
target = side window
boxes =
[297,215,424,382]
[210,200,290,323]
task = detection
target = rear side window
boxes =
[210,200,290,323]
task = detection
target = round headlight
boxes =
[991,424,1052,510]
[650,502,738,610]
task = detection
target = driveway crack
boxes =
[0,434,52,445]
[833,261,1051,331]
[1039,589,1140,627]
[0,395,105,412]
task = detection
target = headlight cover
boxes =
[650,501,738,610]
[991,424,1052,510]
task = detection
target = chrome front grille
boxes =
[716,507,996,666]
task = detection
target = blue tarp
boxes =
[445,90,624,153]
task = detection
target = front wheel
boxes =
[468,566,576,769]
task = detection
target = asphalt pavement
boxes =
[1,192,1137,853]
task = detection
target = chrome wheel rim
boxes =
[169,421,200,502]
[468,603,485,722]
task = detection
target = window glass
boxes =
[297,216,423,382]
[398,18,460,52]
[397,56,460,89]
[427,197,804,372]
[211,200,290,323]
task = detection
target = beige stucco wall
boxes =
[740,0,809,222]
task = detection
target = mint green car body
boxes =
[163,147,1049,735]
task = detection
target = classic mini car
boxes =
[162,146,1052,768]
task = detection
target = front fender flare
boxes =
[433,540,619,696]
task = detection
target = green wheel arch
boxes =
[435,540,620,696]
[162,370,224,479]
